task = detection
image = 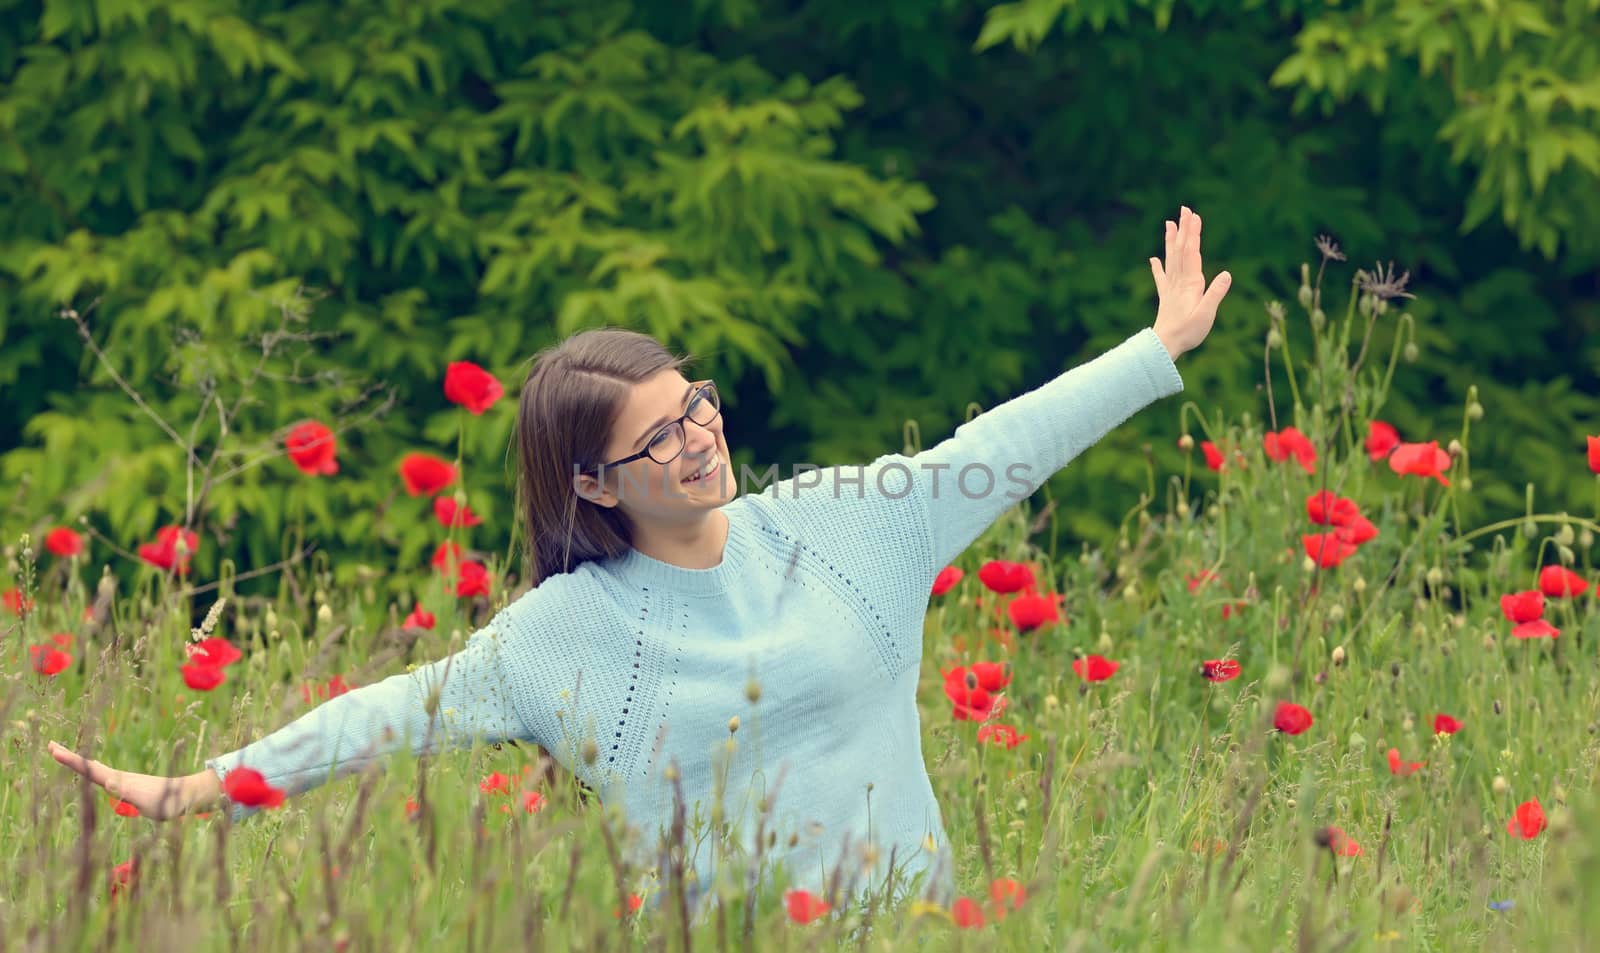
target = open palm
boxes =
[47,740,211,820]
[1150,206,1231,359]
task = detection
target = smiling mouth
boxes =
[682,455,723,485]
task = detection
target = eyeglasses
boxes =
[586,381,720,475]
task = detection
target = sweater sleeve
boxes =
[205,610,534,820]
[903,327,1183,575]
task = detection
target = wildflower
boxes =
[932,566,964,596]
[45,527,84,557]
[186,637,242,668]
[1538,565,1589,598]
[1489,899,1514,912]
[1434,713,1462,735]
[398,452,457,497]
[1006,591,1064,632]
[1264,427,1317,474]
[1302,532,1358,568]
[222,767,286,808]
[2,586,33,616]
[181,663,226,691]
[1314,234,1346,263]
[432,495,484,528]
[29,644,72,676]
[479,772,514,795]
[943,668,1009,722]
[1389,442,1450,485]
[1072,654,1119,682]
[1512,619,1560,639]
[990,877,1026,921]
[1274,701,1313,735]
[613,892,644,918]
[403,605,435,629]
[138,525,200,574]
[50,632,73,649]
[1499,590,1545,623]
[976,723,1029,749]
[1355,261,1415,303]
[1366,421,1400,460]
[1588,435,1600,474]
[405,797,421,819]
[977,560,1036,595]
[109,858,138,899]
[784,888,830,924]
[1200,659,1240,682]
[302,675,355,703]
[1506,799,1546,839]
[1387,748,1424,776]
[455,560,490,598]
[1317,825,1362,856]
[951,896,986,928]
[110,794,140,817]
[443,361,504,415]
[284,420,339,476]
[1201,440,1225,471]
[1306,490,1360,527]
[521,790,546,813]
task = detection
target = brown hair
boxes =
[511,327,692,588]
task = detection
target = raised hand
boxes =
[1150,205,1232,360]
[47,740,220,820]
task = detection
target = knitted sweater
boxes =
[205,327,1184,920]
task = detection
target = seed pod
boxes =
[1178,434,1195,451]
[1403,341,1418,362]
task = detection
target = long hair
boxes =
[511,327,692,589]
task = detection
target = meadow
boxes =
[4,255,1600,952]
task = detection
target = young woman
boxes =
[49,206,1229,921]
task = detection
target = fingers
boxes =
[1164,219,1177,274]
[1202,270,1233,314]
[48,741,116,792]
[1189,210,1203,277]
[1150,257,1165,289]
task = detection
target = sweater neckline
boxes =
[611,502,750,595]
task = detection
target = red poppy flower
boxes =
[45,526,84,557]
[433,496,483,528]
[1366,420,1400,460]
[109,858,138,899]
[443,361,505,415]
[932,565,964,596]
[1507,799,1546,839]
[110,793,141,817]
[1306,491,1361,527]
[1499,590,1544,623]
[50,632,74,649]
[1512,619,1560,639]
[1273,701,1313,734]
[989,877,1026,921]
[403,605,435,629]
[302,675,355,703]
[1006,591,1064,632]
[1538,564,1589,598]
[1433,713,1462,735]
[1302,532,1359,568]
[1588,435,1600,475]
[785,888,830,924]
[1320,825,1362,856]
[976,723,1029,749]
[2,586,33,616]
[1264,427,1317,474]
[29,644,71,676]
[941,661,1012,693]
[1201,659,1241,682]
[479,771,514,795]
[1187,569,1221,592]
[181,663,226,691]
[613,891,644,918]
[944,680,1008,722]
[455,560,490,598]
[187,637,242,668]
[1336,515,1379,546]
[222,767,286,808]
[1389,441,1451,485]
[1072,654,1119,682]
[1387,748,1424,776]
[285,420,339,476]
[952,895,986,927]
[1201,440,1225,471]
[399,452,457,497]
[405,797,421,819]
[521,790,546,813]
[138,525,200,574]
[977,560,1036,594]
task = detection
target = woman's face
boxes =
[574,369,733,514]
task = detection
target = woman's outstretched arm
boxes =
[48,617,533,820]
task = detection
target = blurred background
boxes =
[2,0,1596,600]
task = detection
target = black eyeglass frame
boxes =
[582,380,720,477]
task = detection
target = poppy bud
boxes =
[1581,529,1595,549]
[1460,476,1473,491]
[266,607,279,631]
[1522,520,1539,539]
[1178,434,1195,451]
[1098,631,1114,653]
[1302,557,1317,573]
[1265,665,1290,692]
[1403,342,1418,362]
[1044,694,1060,712]
[1331,646,1346,667]
[1310,308,1325,331]
[1267,329,1283,348]
[1558,545,1575,566]
[1467,402,1483,420]
[581,739,598,765]
[1298,285,1313,310]
[1426,568,1444,588]
[1402,716,1414,732]
[727,716,739,734]
[1555,523,1574,546]
[1446,439,1463,457]
[1374,298,1388,315]
[317,604,333,625]
[1352,576,1366,593]
[1176,501,1190,518]
[1493,775,1509,795]
[1359,294,1374,317]
[1328,605,1344,622]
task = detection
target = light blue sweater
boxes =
[206,327,1183,920]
